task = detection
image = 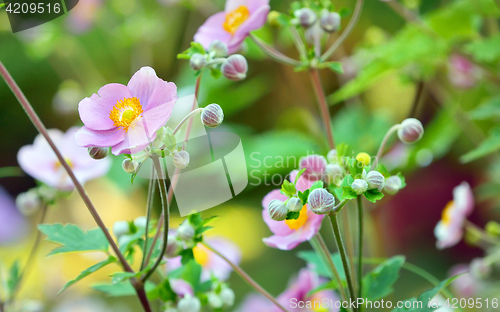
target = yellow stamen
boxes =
[193,245,210,266]
[310,295,328,312]
[54,158,73,170]
[285,205,309,230]
[441,200,455,226]
[109,97,143,131]
[223,6,250,35]
[356,152,371,167]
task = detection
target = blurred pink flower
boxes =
[449,264,481,298]
[170,278,194,297]
[0,187,27,245]
[448,55,480,89]
[299,155,327,181]
[75,67,177,155]
[17,127,111,191]
[167,236,241,281]
[66,0,103,34]
[275,268,340,312]
[434,182,474,249]
[194,0,270,54]
[262,170,324,250]
[238,294,274,312]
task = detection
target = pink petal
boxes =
[454,182,474,217]
[225,0,248,12]
[78,84,132,131]
[246,0,270,12]
[74,126,126,148]
[262,232,304,250]
[145,80,178,111]
[194,12,232,50]
[127,67,162,107]
[230,4,270,45]
[170,279,194,297]
[289,170,314,192]
[17,144,58,186]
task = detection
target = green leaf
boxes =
[297,251,346,280]
[310,181,324,192]
[181,260,202,291]
[342,187,358,200]
[210,68,222,79]
[363,189,385,203]
[92,281,156,297]
[59,257,117,294]
[460,126,500,163]
[363,256,405,301]
[469,95,500,120]
[180,249,194,265]
[294,168,307,185]
[38,224,109,256]
[322,62,344,74]
[336,143,350,158]
[298,189,310,205]
[6,260,21,296]
[110,271,137,284]
[465,34,500,63]
[282,180,297,196]
[286,211,301,220]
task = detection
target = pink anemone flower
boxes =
[75,67,177,156]
[262,170,324,250]
[194,0,270,54]
[0,187,27,245]
[17,127,111,191]
[434,182,474,249]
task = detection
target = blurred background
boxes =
[1,0,499,311]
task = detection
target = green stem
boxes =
[329,214,358,312]
[172,108,204,135]
[370,124,401,170]
[250,33,301,67]
[356,196,364,300]
[202,242,290,312]
[140,166,156,271]
[310,235,348,302]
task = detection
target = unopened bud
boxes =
[209,40,228,58]
[286,197,303,212]
[267,10,281,27]
[295,8,317,28]
[201,104,224,128]
[352,179,368,195]
[486,221,500,237]
[207,292,223,309]
[87,146,109,160]
[173,151,190,169]
[398,118,424,143]
[122,159,139,174]
[364,171,385,192]
[299,155,327,181]
[118,234,133,247]
[15,190,42,216]
[221,54,248,81]
[177,221,195,241]
[320,10,341,33]
[470,258,492,279]
[220,288,235,307]
[268,199,288,221]
[37,184,57,202]
[134,216,147,230]
[384,176,403,195]
[327,149,338,163]
[113,221,130,239]
[177,295,201,312]
[190,53,207,71]
[308,188,335,214]
[325,164,343,185]
[166,235,184,258]
[356,152,371,167]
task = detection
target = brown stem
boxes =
[310,69,335,149]
[203,242,289,312]
[134,286,153,312]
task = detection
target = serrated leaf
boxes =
[363,256,405,301]
[363,189,385,203]
[310,181,324,192]
[298,189,310,205]
[286,211,300,220]
[59,257,117,294]
[460,126,500,163]
[180,249,194,265]
[282,180,297,196]
[342,187,358,200]
[38,224,109,256]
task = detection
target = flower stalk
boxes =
[250,33,301,67]
[140,166,156,271]
[370,124,401,170]
[356,196,364,300]
[310,69,335,149]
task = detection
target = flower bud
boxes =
[397,118,424,143]
[87,146,109,160]
[320,10,341,33]
[177,295,201,312]
[220,288,235,307]
[207,292,223,309]
[470,258,492,279]
[384,176,403,195]
[325,164,343,185]
[177,221,195,241]
[118,234,133,247]
[286,197,303,212]
[305,22,324,45]
[352,179,368,195]
[327,149,338,163]
[134,216,147,229]
[189,53,207,71]
[268,199,288,221]
[308,188,335,214]
[122,159,139,174]
[485,221,500,237]
[113,220,130,239]
[201,104,224,128]
[356,152,371,167]
[295,8,317,28]
[15,190,42,216]
[209,40,228,58]
[267,10,281,26]
[173,151,190,169]
[221,54,248,81]
[166,235,184,258]
[364,171,385,192]
[37,184,58,202]
[299,155,327,181]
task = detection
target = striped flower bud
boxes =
[286,197,303,212]
[87,146,109,160]
[177,295,201,312]
[397,118,424,143]
[190,53,207,71]
[177,221,195,241]
[295,8,317,28]
[166,235,184,258]
[325,164,343,185]
[327,149,338,163]
[122,159,139,174]
[113,221,130,239]
[365,171,385,191]
[173,151,190,169]
[268,199,288,221]
[221,54,248,81]
[220,288,235,307]
[209,40,228,58]
[15,190,42,216]
[201,104,224,128]
[308,188,335,214]
[320,10,341,33]
[352,179,368,195]
[384,176,403,195]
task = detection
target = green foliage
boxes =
[460,125,500,163]
[286,211,301,220]
[92,281,156,297]
[5,260,21,297]
[177,42,206,60]
[180,249,195,265]
[281,180,297,197]
[38,224,109,256]
[317,62,344,74]
[180,260,203,292]
[59,257,117,294]
[363,189,385,203]
[465,34,500,63]
[469,95,500,120]
[310,181,324,192]
[297,251,346,281]
[298,189,310,205]
[363,256,405,301]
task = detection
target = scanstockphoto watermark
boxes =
[248,151,380,187]
[290,297,449,310]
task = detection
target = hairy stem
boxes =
[321,0,364,61]
[370,124,401,170]
[356,196,364,300]
[0,61,151,312]
[202,242,290,312]
[250,33,301,67]
[329,214,358,312]
[140,166,156,271]
[172,108,204,135]
[310,69,335,149]
[310,234,348,302]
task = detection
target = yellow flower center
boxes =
[109,97,143,131]
[285,205,309,230]
[193,245,210,266]
[441,200,455,226]
[223,6,250,35]
[54,158,73,170]
[310,295,328,312]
